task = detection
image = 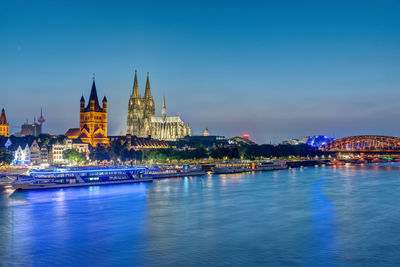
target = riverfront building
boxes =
[13,144,31,166]
[126,71,191,141]
[183,127,228,147]
[0,108,9,137]
[109,135,169,150]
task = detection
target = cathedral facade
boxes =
[78,78,109,147]
[126,71,191,141]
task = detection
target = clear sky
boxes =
[1,0,399,143]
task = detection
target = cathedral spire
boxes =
[161,94,167,118]
[144,72,152,98]
[133,70,140,98]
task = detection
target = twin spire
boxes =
[144,72,151,98]
[132,70,152,99]
[133,70,140,98]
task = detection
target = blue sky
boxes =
[1,0,399,143]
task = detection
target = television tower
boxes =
[38,107,45,125]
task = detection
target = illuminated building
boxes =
[0,108,9,137]
[49,139,89,164]
[50,142,65,164]
[40,146,49,164]
[229,136,256,145]
[30,140,41,165]
[306,135,334,148]
[203,127,210,137]
[109,135,169,150]
[126,71,191,141]
[66,76,109,147]
[282,139,304,145]
[183,128,228,147]
[13,144,31,166]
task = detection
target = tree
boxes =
[120,147,136,162]
[90,146,110,162]
[63,149,87,164]
[191,146,208,160]
[0,148,13,165]
[109,140,124,161]
[146,149,168,162]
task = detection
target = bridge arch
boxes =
[321,135,400,153]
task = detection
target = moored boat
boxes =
[11,167,151,190]
[212,161,287,174]
[144,165,205,179]
[0,176,16,186]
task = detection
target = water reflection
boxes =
[1,184,150,266]
[309,178,337,265]
[1,167,400,266]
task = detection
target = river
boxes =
[1,164,400,266]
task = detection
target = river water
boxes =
[1,164,400,266]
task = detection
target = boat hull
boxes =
[12,178,153,190]
[212,165,287,174]
[150,170,206,179]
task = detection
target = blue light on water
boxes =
[2,167,400,266]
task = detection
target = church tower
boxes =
[126,70,144,136]
[79,75,109,147]
[0,107,9,137]
[143,72,155,119]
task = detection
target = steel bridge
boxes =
[321,135,400,153]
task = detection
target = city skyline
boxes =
[1,1,400,143]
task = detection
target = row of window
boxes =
[81,115,106,120]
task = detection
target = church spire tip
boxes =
[133,69,140,98]
[144,71,152,98]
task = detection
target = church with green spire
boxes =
[126,71,191,141]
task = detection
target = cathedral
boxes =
[66,77,109,147]
[126,71,191,141]
[0,108,9,137]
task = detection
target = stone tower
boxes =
[0,108,9,137]
[126,70,143,136]
[78,76,109,147]
[143,72,155,119]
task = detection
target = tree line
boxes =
[0,142,329,165]
[89,142,329,163]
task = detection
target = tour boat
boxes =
[11,167,151,190]
[0,175,16,186]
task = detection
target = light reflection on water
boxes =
[1,166,400,266]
